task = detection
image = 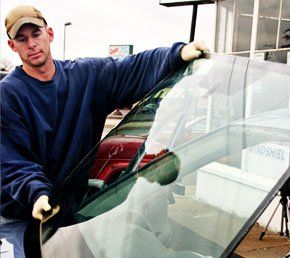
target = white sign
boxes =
[109,45,133,59]
[287,52,290,65]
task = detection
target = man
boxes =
[1,5,209,225]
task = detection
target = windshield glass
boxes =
[41,54,290,258]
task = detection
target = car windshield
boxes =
[41,54,290,258]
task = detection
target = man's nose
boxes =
[27,37,37,49]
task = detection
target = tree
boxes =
[0,58,14,72]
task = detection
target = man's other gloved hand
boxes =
[32,195,60,223]
[180,40,210,62]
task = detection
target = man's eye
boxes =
[15,37,26,43]
[33,32,41,37]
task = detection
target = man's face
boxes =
[8,24,54,67]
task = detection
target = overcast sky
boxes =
[0,0,215,66]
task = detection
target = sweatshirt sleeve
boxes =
[1,103,53,212]
[97,42,187,113]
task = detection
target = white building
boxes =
[161,0,290,64]
[215,0,290,64]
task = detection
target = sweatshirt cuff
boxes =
[170,42,188,71]
[31,189,52,207]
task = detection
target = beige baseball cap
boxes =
[5,5,47,39]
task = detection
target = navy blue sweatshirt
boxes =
[0,42,186,218]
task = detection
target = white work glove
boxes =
[32,195,60,223]
[180,40,210,62]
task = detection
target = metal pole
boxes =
[63,24,66,60]
[213,1,218,52]
[63,22,72,60]
[190,4,198,42]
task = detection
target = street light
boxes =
[63,22,72,60]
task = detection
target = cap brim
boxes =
[8,17,44,39]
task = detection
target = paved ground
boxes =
[104,109,290,258]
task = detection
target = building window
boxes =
[279,0,290,48]
[215,0,290,64]
[215,0,255,53]
[257,0,280,50]
[265,51,288,63]
[215,0,234,53]
[232,0,254,52]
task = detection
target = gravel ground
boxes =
[235,223,290,258]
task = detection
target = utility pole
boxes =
[63,22,72,60]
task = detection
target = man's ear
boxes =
[46,27,54,43]
[8,39,17,52]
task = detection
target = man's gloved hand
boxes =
[32,195,60,223]
[180,40,210,62]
